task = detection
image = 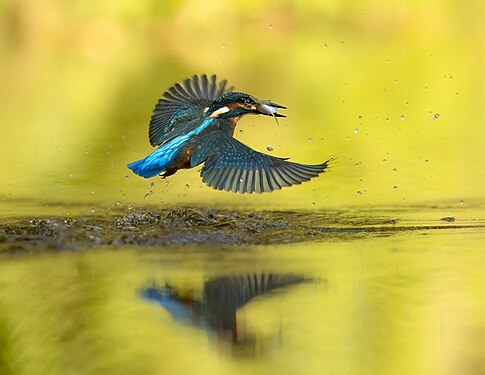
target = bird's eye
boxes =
[243,98,253,108]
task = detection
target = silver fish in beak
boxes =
[256,101,286,125]
[256,101,286,117]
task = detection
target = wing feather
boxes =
[149,74,234,146]
[199,135,331,194]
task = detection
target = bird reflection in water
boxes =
[141,273,310,356]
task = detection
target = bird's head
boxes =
[206,92,286,120]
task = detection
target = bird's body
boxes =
[128,74,331,193]
[141,273,307,345]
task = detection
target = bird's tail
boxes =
[128,138,186,178]
[127,160,157,178]
[127,151,171,178]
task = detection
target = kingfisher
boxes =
[128,74,331,194]
[141,273,307,346]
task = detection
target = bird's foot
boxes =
[160,168,177,179]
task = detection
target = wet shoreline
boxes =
[1,207,482,253]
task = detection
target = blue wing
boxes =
[198,134,331,194]
[149,74,233,146]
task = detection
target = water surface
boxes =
[0,205,484,374]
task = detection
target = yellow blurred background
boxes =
[1,3,485,374]
[1,0,484,212]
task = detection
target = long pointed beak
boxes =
[255,100,287,117]
[267,101,286,109]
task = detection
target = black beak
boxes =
[268,102,286,117]
[267,101,286,109]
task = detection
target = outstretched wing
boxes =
[200,136,331,194]
[149,74,233,146]
[204,273,307,309]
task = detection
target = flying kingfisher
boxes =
[127,74,331,194]
[141,273,307,347]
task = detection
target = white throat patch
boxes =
[209,106,230,118]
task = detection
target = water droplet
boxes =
[393,168,397,172]
[400,115,405,120]
[91,190,95,194]
[144,193,151,200]
[385,117,390,122]
[425,159,429,163]
[266,145,274,152]
[221,43,225,49]
[387,59,391,64]
[308,138,313,143]
[355,162,361,167]
[185,184,190,188]
[115,201,122,206]
[353,128,359,134]
[432,113,440,119]
[149,182,155,190]
[424,86,429,91]
[393,185,398,189]
[406,101,410,106]
[459,200,464,205]
[312,202,316,206]
[357,190,363,195]
[90,208,96,213]
[323,43,328,48]
[358,115,362,119]
[395,80,399,84]
[268,24,273,29]
[239,129,244,133]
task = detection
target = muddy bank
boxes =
[0,207,479,252]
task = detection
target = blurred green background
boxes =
[1,0,484,213]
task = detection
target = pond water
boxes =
[1,204,484,375]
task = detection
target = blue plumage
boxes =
[127,150,172,178]
[127,74,331,193]
[128,116,215,178]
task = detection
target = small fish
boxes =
[256,101,286,126]
[257,102,284,115]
